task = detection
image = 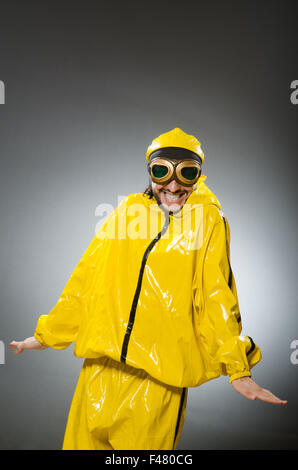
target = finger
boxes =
[13,342,24,354]
[262,389,288,404]
[256,389,288,405]
[9,341,20,353]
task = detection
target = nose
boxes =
[165,179,182,192]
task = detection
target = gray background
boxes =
[0,0,297,450]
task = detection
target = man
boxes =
[10,128,287,450]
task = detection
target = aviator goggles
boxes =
[148,158,201,187]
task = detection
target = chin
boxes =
[161,202,183,213]
[160,193,188,213]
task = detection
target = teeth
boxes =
[164,193,182,201]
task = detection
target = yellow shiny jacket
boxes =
[34,175,262,388]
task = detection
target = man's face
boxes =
[151,178,196,213]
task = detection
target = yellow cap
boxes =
[146,128,205,164]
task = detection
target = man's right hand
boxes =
[10,336,48,354]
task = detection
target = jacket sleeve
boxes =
[198,210,262,383]
[33,231,104,350]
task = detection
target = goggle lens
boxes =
[181,166,199,181]
[152,164,169,179]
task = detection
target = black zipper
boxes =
[120,212,171,363]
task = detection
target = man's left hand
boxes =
[232,377,288,405]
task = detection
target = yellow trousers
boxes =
[62,357,187,450]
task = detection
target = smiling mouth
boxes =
[161,191,186,202]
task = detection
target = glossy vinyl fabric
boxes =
[62,356,187,450]
[34,174,262,449]
[146,127,205,163]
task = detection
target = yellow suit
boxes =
[34,175,261,450]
